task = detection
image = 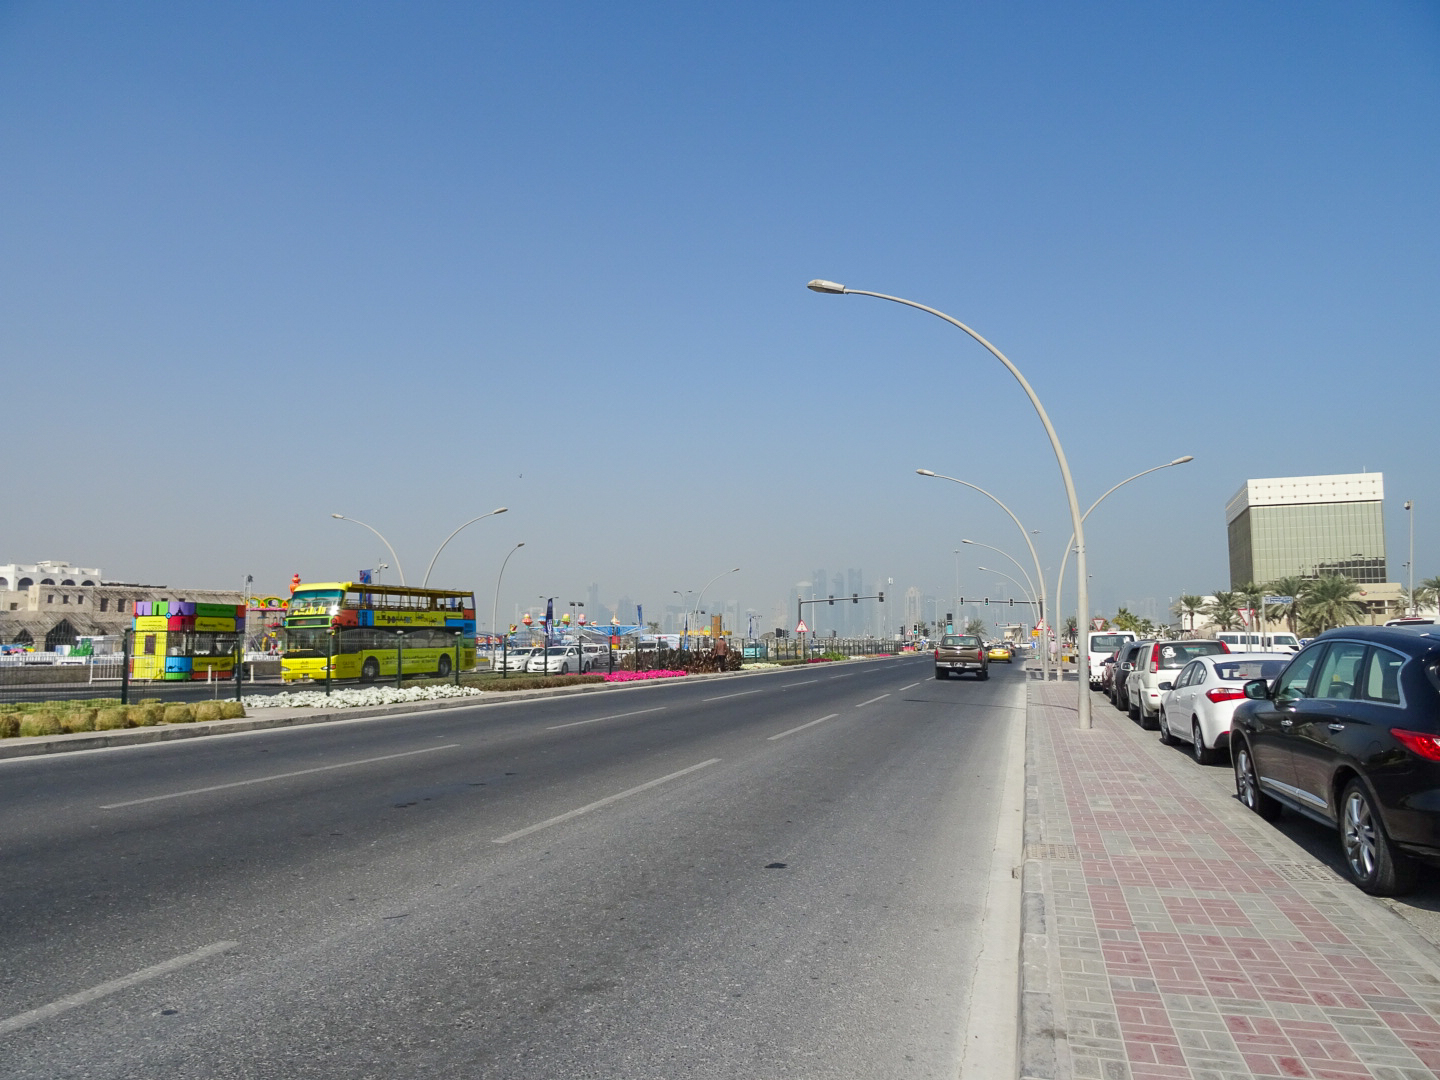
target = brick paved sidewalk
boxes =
[1021,677,1440,1080]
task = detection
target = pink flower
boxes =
[602,670,688,682]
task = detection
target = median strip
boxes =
[0,940,238,1038]
[546,706,667,731]
[492,759,721,844]
[99,745,458,809]
[854,694,890,708]
[767,714,839,741]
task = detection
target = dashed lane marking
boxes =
[546,706,667,730]
[854,694,890,708]
[767,714,840,741]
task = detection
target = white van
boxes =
[1215,631,1300,654]
[1087,630,1137,688]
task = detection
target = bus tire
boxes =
[361,658,380,683]
[436,655,452,678]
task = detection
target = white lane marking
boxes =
[898,682,919,691]
[767,714,839,741]
[546,706,667,730]
[828,673,856,679]
[779,679,818,689]
[0,940,238,1038]
[492,759,721,844]
[854,694,890,708]
[702,688,766,702]
[99,746,458,809]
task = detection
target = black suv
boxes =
[1109,640,1153,713]
[1231,625,1440,895]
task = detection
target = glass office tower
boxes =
[1226,473,1387,588]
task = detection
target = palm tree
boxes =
[964,617,986,637]
[1205,591,1242,631]
[1064,615,1078,642]
[1298,574,1364,634]
[1112,607,1141,632]
[1175,595,1206,634]
[1235,581,1264,629]
[1262,576,1307,633]
[1417,576,1440,617]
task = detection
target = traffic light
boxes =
[984,597,989,606]
[946,613,953,623]
[878,592,884,603]
[828,595,835,605]
[852,593,859,604]
[1009,598,1015,606]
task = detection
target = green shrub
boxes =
[131,704,163,726]
[60,708,97,733]
[218,701,245,719]
[0,715,18,738]
[94,708,129,730]
[162,704,195,724]
[193,702,222,723]
[18,713,61,737]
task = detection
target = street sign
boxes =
[1264,595,1293,605]
[1091,617,1105,630]
[795,620,809,634]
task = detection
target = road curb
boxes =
[1018,669,1060,1080]
[0,656,895,760]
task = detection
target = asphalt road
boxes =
[1,656,1023,1079]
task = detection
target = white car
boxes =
[493,646,537,673]
[1157,652,1291,764]
[582,644,609,672]
[1087,630,1137,688]
[525,646,584,675]
[1215,631,1301,654]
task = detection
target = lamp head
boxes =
[731,567,741,573]
[961,539,974,545]
[331,513,345,519]
[806,279,846,294]
[493,506,509,514]
[916,469,936,477]
[516,542,525,548]
[1170,455,1194,465]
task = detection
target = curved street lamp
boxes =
[917,471,1049,682]
[977,565,1040,613]
[423,507,509,588]
[1052,457,1193,646]
[813,280,1090,727]
[490,541,525,658]
[331,514,405,586]
[693,567,740,642]
[962,539,1039,614]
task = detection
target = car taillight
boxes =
[1218,640,1230,652]
[934,649,939,659]
[1391,728,1440,762]
[1150,644,1161,674]
[1205,687,1246,703]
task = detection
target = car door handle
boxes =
[1280,719,1294,727]
[1328,723,1345,732]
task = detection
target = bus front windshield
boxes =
[289,590,344,616]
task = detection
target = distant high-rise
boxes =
[1226,473,1388,587]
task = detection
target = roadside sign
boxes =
[1091,617,1105,630]
[1264,595,1293,605]
[1238,608,1254,627]
[795,620,809,634]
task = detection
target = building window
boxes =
[47,595,54,604]
[62,579,75,586]
[100,598,109,612]
[62,595,70,604]
[0,577,8,589]
[8,603,16,611]
[18,578,33,588]
[118,600,127,613]
[82,579,95,586]
[76,594,84,605]
[41,579,54,585]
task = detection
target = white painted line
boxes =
[767,713,839,741]
[854,694,890,708]
[492,759,721,844]
[0,940,238,1038]
[898,682,919,691]
[100,745,459,809]
[779,679,818,689]
[702,688,765,702]
[546,706,667,730]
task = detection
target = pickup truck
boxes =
[935,634,989,680]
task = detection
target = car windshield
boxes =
[1214,659,1289,682]
[1156,641,1225,669]
[943,636,980,647]
[545,647,571,655]
[1089,634,1131,651]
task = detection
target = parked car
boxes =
[1216,631,1301,654]
[494,646,537,673]
[1157,653,1290,764]
[1231,625,1440,895]
[935,634,988,680]
[1087,631,1137,688]
[1110,640,1154,712]
[582,644,609,672]
[526,646,583,675]
[987,643,1013,663]
[1125,639,1228,728]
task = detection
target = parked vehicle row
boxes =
[1098,624,1440,897]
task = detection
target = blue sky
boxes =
[2,1,1437,630]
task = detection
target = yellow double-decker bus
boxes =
[281,582,476,684]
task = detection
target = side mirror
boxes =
[1158,681,1173,692]
[1243,678,1269,700]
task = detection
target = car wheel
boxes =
[1139,703,1158,730]
[1191,719,1220,765]
[361,657,380,683]
[1158,708,1177,746]
[1340,779,1416,896]
[934,668,947,680]
[977,667,989,681]
[1233,740,1282,821]
[560,663,569,675]
[436,655,452,678]
[1127,696,1141,723]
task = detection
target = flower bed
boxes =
[602,669,687,683]
[244,684,487,710]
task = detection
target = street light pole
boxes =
[812,280,1088,724]
[422,507,509,588]
[692,567,740,638]
[963,539,1039,630]
[1406,500,1415,615]
[490,542,524,676]
[1052,456,1194,658]
[977,565,1040,611]
[331,514,406,585]
[916,471,1049,682]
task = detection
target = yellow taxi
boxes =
[986,643,1013,663]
